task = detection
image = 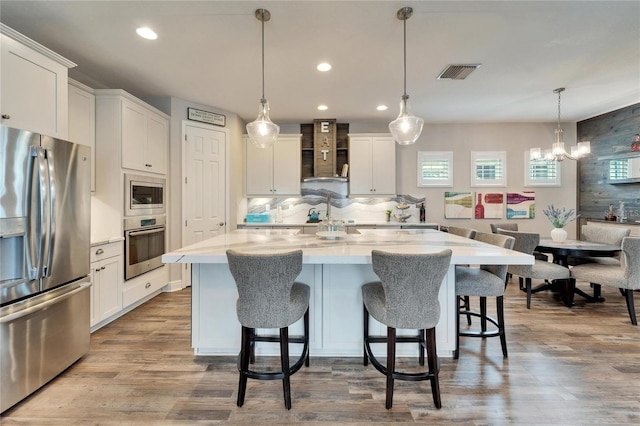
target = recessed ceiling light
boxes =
[136,27,158,40]
[316,62,332,72]
[377,105,388,111]
[317,105,329,111]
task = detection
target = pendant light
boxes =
[389,7,424,146]
[246,8,280,148]
[530,88,590,162]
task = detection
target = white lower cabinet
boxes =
[90,242,122,329]
[122,265,168,308]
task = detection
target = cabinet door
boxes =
[89,262,98,327]
[121,99,147,171]
[1,34,69,138]
[348,136,373,195]
[245,137,274,195]
[68,84,96,191]
[371,136,396,195]
[272,135,301,195]
[98,256,122,320]
[145,112,167,174]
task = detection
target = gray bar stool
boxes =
[362,249,452,409]
[226,249,310,410]
[455,232,514,359]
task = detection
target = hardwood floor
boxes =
[3,280,639,424]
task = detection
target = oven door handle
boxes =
[126,227,165,237]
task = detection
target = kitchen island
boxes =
[162,229,533,357]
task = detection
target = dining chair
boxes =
[455,232,515,359]
[570,237,640,325]
[226,249,310,410]
[569,225,631,266]
[362,249,452,409]
[446,226,477,239]
[496,229,570,309]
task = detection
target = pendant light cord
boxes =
[403,12,407,98]
[557,89,562,131]
[260,9,266,102]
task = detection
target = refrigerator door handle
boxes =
[25,146,46,280]
[43,148,56,277]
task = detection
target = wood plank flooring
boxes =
[3,279,640,424]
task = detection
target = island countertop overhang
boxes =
[162,229,534,266]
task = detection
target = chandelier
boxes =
[530,88,590,162]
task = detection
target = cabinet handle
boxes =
[145,282,151,289]
[145,164,152,168]
[95,248,104,255]
[218,222,225,227]
[1,114,10,119]
[95,268,101,272]
[101,266,105,270]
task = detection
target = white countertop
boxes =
[240,222,439,227]
[163,229,534,266]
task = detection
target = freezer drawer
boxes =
[0,280,90,413]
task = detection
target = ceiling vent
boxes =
[437,64,481,80]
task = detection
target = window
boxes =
[471,151,507,187]
[417,151,453,187]
[524,151,561,187]
[609,159,629,180]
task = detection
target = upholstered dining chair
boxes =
[362,249,452,409]
[569,225,631,266]
[496,229,570,309]
[226,249,310,410]
[570,237,640,325]
[490,222,518,233]
[447,226,477,239]
[455,232,515,359]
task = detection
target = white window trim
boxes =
[524,151,561,187]
[417,151,453,187]
[470,151,507,187]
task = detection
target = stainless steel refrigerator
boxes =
[1,125,91,412]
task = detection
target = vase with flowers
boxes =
[543,204,579,242]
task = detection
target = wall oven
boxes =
[124,174,165,217]
[124,215,166,281]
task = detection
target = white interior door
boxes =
[182,121,227,286]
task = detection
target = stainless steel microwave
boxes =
[124,174,166,217]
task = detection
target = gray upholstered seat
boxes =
[446,226,477,239]
[362,249,452,410]
[569,225,631,266]
[497,229,570,308]
[570,237,640,325]
[455,232,515,358]
[226,249,310,410]
[490,222,518,233]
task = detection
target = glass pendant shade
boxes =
[389,95,424,145]
[246,98,279,148]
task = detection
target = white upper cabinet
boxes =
[245,134,301,196]
[1,24,75,139]
[95,90,169,176]
[68,79,96,191]
[348,134,396,196]
[121,97,168,175]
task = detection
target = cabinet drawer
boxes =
[90,241,122,262]
[122,266,167,308]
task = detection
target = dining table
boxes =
[535,238,621,307]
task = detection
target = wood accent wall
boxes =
[577,103,640,223]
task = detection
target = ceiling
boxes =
[1,1,639,125]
